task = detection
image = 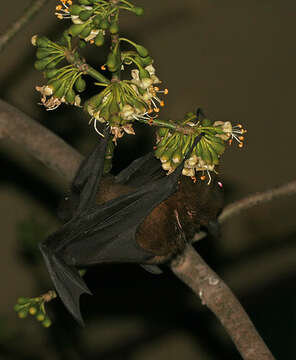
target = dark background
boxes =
[0,1,296,359]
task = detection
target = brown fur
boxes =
[96,174,224,261]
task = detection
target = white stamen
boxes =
[94,118,105,137]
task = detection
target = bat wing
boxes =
[114,152,164,187]
[40,235,91,326]
[57,127,111,223]
[63,165,184,265]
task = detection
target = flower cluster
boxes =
[14,291,56,328]
[32,35,85,110]
[154,113,246,183]
[55,0,144,46]
[35,65,84,110]
[85,64,168,140]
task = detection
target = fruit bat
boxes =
[39,126,224,325]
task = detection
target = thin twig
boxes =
[0,0,47,52]
[171,245,275,360]
[219,180,296,223]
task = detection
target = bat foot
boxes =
[140,264,163,275]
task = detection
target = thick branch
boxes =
[0,99,81,182]
[171,245,275,360]
[0,0,47,52]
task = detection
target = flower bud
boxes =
[109,21,119,34]
[69,24,86,37]
[201,118,211,126]
[78,0,92,4]
[100,19,109,30]
[139,68,150,80]
[17,297,30,305]
[34,59,49,71]
[135,44,149,57]
[69,4,84,15]
[133,7,144,16]
[162,161,172,171]
[172,149,182,164]
[36,312,45,322]
[79,10,93,21]
[36,36,50,48]
[94,32,105,46]
[75,77,86,92]
[29,306,37,315]
[80,25,92,38]
[107,53,119,72]
[140,56,153,66]
[44,68,59,79]
[14,304,22,311]
[66,88,76,104]
[42,317,52,328]
[93,15,102,27]
[109,114,121,126]
[18,309,28,319]
[36,48,51,59]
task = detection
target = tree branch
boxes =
[0,99,81,182]
[219,180,296,223]
[171,245,275,360]
[0,0,47,52]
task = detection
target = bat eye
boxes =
[217,181,223,189]
[64,196,69,201]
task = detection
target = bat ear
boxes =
[140,264,163,274]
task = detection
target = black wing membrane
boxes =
[40,130,204,324]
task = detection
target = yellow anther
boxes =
[164,88,169,94]
[56,14,63,19]
[191,176,197,183]
[154,86,159,91]
[200,175,206,181]
[101,65,106,70]
[56,5,62,10]
[148,119,154,125]
[237,124,243,128]
[154,107,160,113]
[90,39,95,44]
[160,101,165,107]
[148,108,153,114]
[68,0,72,4]
[228,139,233,145]
[238,143,244,148]
[239,136,244,140]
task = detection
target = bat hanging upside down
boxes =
[39,126,224,325]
